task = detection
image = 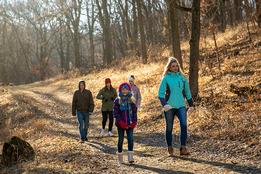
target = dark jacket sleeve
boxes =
[113,88,118,100]
[113,99,121,122]
[96,88,104,100]
[89,91,95,112]
[72,92,77,116]
[158,77,168,107]
[131,103,137,122]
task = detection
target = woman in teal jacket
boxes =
[158,57,194,156]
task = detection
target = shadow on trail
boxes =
[123,163,194,174]
[49,128,79,139]
[10,93,78,137]
[172,155,261,174]
[133,132,204,148]
[88,141,117,154]
[30,90,70,107]
[88,141,154,158]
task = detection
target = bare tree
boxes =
[256,0,261,27]
[86,0,96,65]
[220,0,226,32]
[175,0,200,98]
[96,0,112,65]
[58,0,83,69]
[0,12,8,84]
[137,0,148,64]
[166,0,182,68]
[189,0,200,98]
[132,0,139,55]
[234,0,243,25]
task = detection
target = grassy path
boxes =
[1,84,260,174]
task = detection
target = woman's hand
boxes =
[163,104,172,112]
[187,107,194,115]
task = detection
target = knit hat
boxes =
[129,77,135,82]
[119,82,131,92]
[129,75,135,82]
[105,78,111,84]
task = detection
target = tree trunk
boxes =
[125,0,132,39]
[234,0,243,25]
[212,29,221,75]
[226,0,234,27]
[220,0,226,32]
[147,0,154,44]
[181,0,190,38]
[65,27,70,71]
[96,0,112,65]
[73,31,81,69]
[86,0,96,65]
[256,0,261,28]
[189,0,200,99]
[167,0,182,68]
[137,0,147,64]
[1,17,7,84]
[103,0,112,65]
[65,0,83,69]
[132,0,139,55]
[59,20,65,73]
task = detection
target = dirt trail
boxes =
[2,85,260,174]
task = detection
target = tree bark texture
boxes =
[137,0,147,64]
[189,0,200,98]
[167,0,182,68]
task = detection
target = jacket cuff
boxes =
[129,121,137,129]
[188,98,194,107]
[159,97,167,107]
[119,120,128,129]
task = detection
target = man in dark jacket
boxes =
[72,80,94,142]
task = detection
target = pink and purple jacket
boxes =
[113,98,137,129]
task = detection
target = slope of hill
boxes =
[0,24,260,173]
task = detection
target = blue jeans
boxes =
[164,107,187,147]
[77,112,89,141]
[117,127,134,152]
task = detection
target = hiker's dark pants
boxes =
[102,111,113,131]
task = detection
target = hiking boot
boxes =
[117,152,124,164]
[101,129,105,136]
[127,151,134,163]
[180,147,190,155]
[168,147,173,157]
[108,131,114,137]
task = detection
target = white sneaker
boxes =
[101,129,105,136]
[108,131,114,137]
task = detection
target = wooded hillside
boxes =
[0,22,260,173]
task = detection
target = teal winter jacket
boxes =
[158,72,193,109]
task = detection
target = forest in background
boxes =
[0,22,260,173]
[1,0,260,88]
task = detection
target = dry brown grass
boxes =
[38,24,260,151]
[0,24,260,165]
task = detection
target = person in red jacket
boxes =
[113,82,137,164]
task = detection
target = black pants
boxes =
[102,111,113,131]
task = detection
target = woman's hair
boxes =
[104,84,115,93]
[130,75,135,79]
[162,57,186,78]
